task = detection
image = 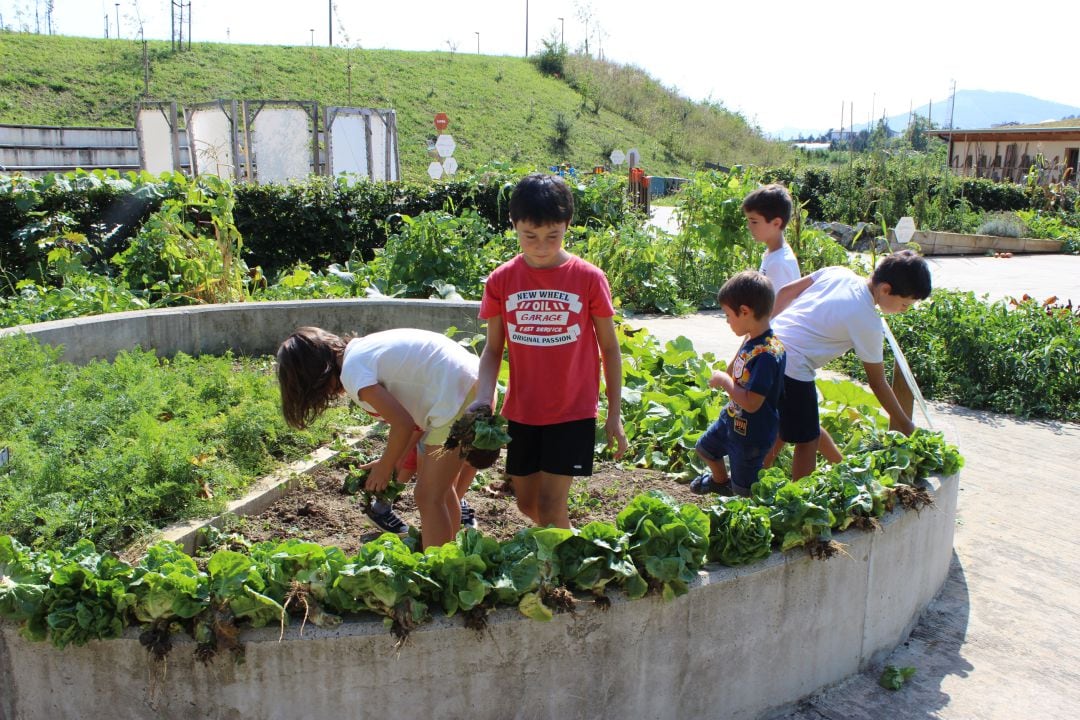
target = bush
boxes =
[976,212,1026,238]
[831,290,1080,421]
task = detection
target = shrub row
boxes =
[0,168,634,280]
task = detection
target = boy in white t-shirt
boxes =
[770,250,932,481]
[743,184,801,293]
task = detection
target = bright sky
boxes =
[4,0,1079,136]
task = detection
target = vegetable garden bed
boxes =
[1,469,960,720]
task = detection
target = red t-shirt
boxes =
[480,254,615,425]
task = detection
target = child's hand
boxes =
[466,401,493,415]
[359,459,393,493]
[709,371,733,392]
[605,415,628,459]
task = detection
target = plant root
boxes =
[463,605,490,634]
[281,580,312,640]
[850,515,882,533]
[542,586,576,615]
[592,594,612,611]
[893,484,935,512]
[808,539,850,561]
[139,622,174,662]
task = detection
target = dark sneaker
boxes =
[689,473,731,495]
[460,500,478,530]
[365,505,410,536]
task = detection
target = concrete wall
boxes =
[910,230,1062,255]
[0,298,485,364]
[0,474,959,720]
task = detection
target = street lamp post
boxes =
[310,28,315,46]
[474,31,480,55]
[524,0,529,57]
[557,17,564,47]
[115,3,120,38]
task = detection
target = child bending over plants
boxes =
[690,271,787,497]
[472,173,628,530]
[766,249,932,481]
[276,326,485,548]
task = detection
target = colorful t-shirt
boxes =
[339,328,478,431]
[722,329,786,447]
[479,254,615,425]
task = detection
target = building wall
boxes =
[947,135,1080,184]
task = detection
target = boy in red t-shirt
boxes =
[473,173,628,529]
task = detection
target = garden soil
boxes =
[232,432,703,555]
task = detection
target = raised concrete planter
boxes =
[0,300,961,719]
[908,230,1062,255]
[0,474,958,720]
[0,298,483,364]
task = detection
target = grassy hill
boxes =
[0,32,789,181]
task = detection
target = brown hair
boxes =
[717,270,775,320]
[276,327,349,429]
[741,183,793,228]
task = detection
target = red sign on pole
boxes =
[434,113,449,132]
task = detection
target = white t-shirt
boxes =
[771,267,883,382]
[339,329,479,430]
[759,243,801,293]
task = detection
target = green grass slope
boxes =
[0,32,788,181]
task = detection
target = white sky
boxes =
[3,0,1079,136]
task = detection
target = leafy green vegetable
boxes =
[751,471,834,551]
[556,521,647,599]
[471,415,512,451]
[879,665,917,690]
[704,499,773,566]
[617,491,709,601]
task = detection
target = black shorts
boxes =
[778,376,822,444]
[505,418,597,477]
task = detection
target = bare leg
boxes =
[818,426,843,464]
[513,472,574,529]
[414,446,466,548]
[763,436,785,468]
[791,439,819,482]
[695,448,729,484]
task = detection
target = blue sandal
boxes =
[689,473,730,495]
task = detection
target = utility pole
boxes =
[474,31,480,54]
[524,0,529,57]
[115,3,120,39]
[948,79,957,130]
[329,0,333,46]
[558,17,564,47]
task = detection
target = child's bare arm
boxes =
[862,361,915,435]
[771,275,814,318]
[709,371,766,413]
[594,315,628,459]
[356,383,418,491]
[470,317,506,411]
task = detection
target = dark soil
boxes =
[229,434,705,555]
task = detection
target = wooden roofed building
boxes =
[930,120,1080,185]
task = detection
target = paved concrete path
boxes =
[625,256,1080,718]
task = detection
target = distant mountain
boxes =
[880,90,1080,133]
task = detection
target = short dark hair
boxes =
[717,270,775,319]
[276,327,349,429]
[872,249,932,299]
[508,173,574,226]
[741,184,793,228]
